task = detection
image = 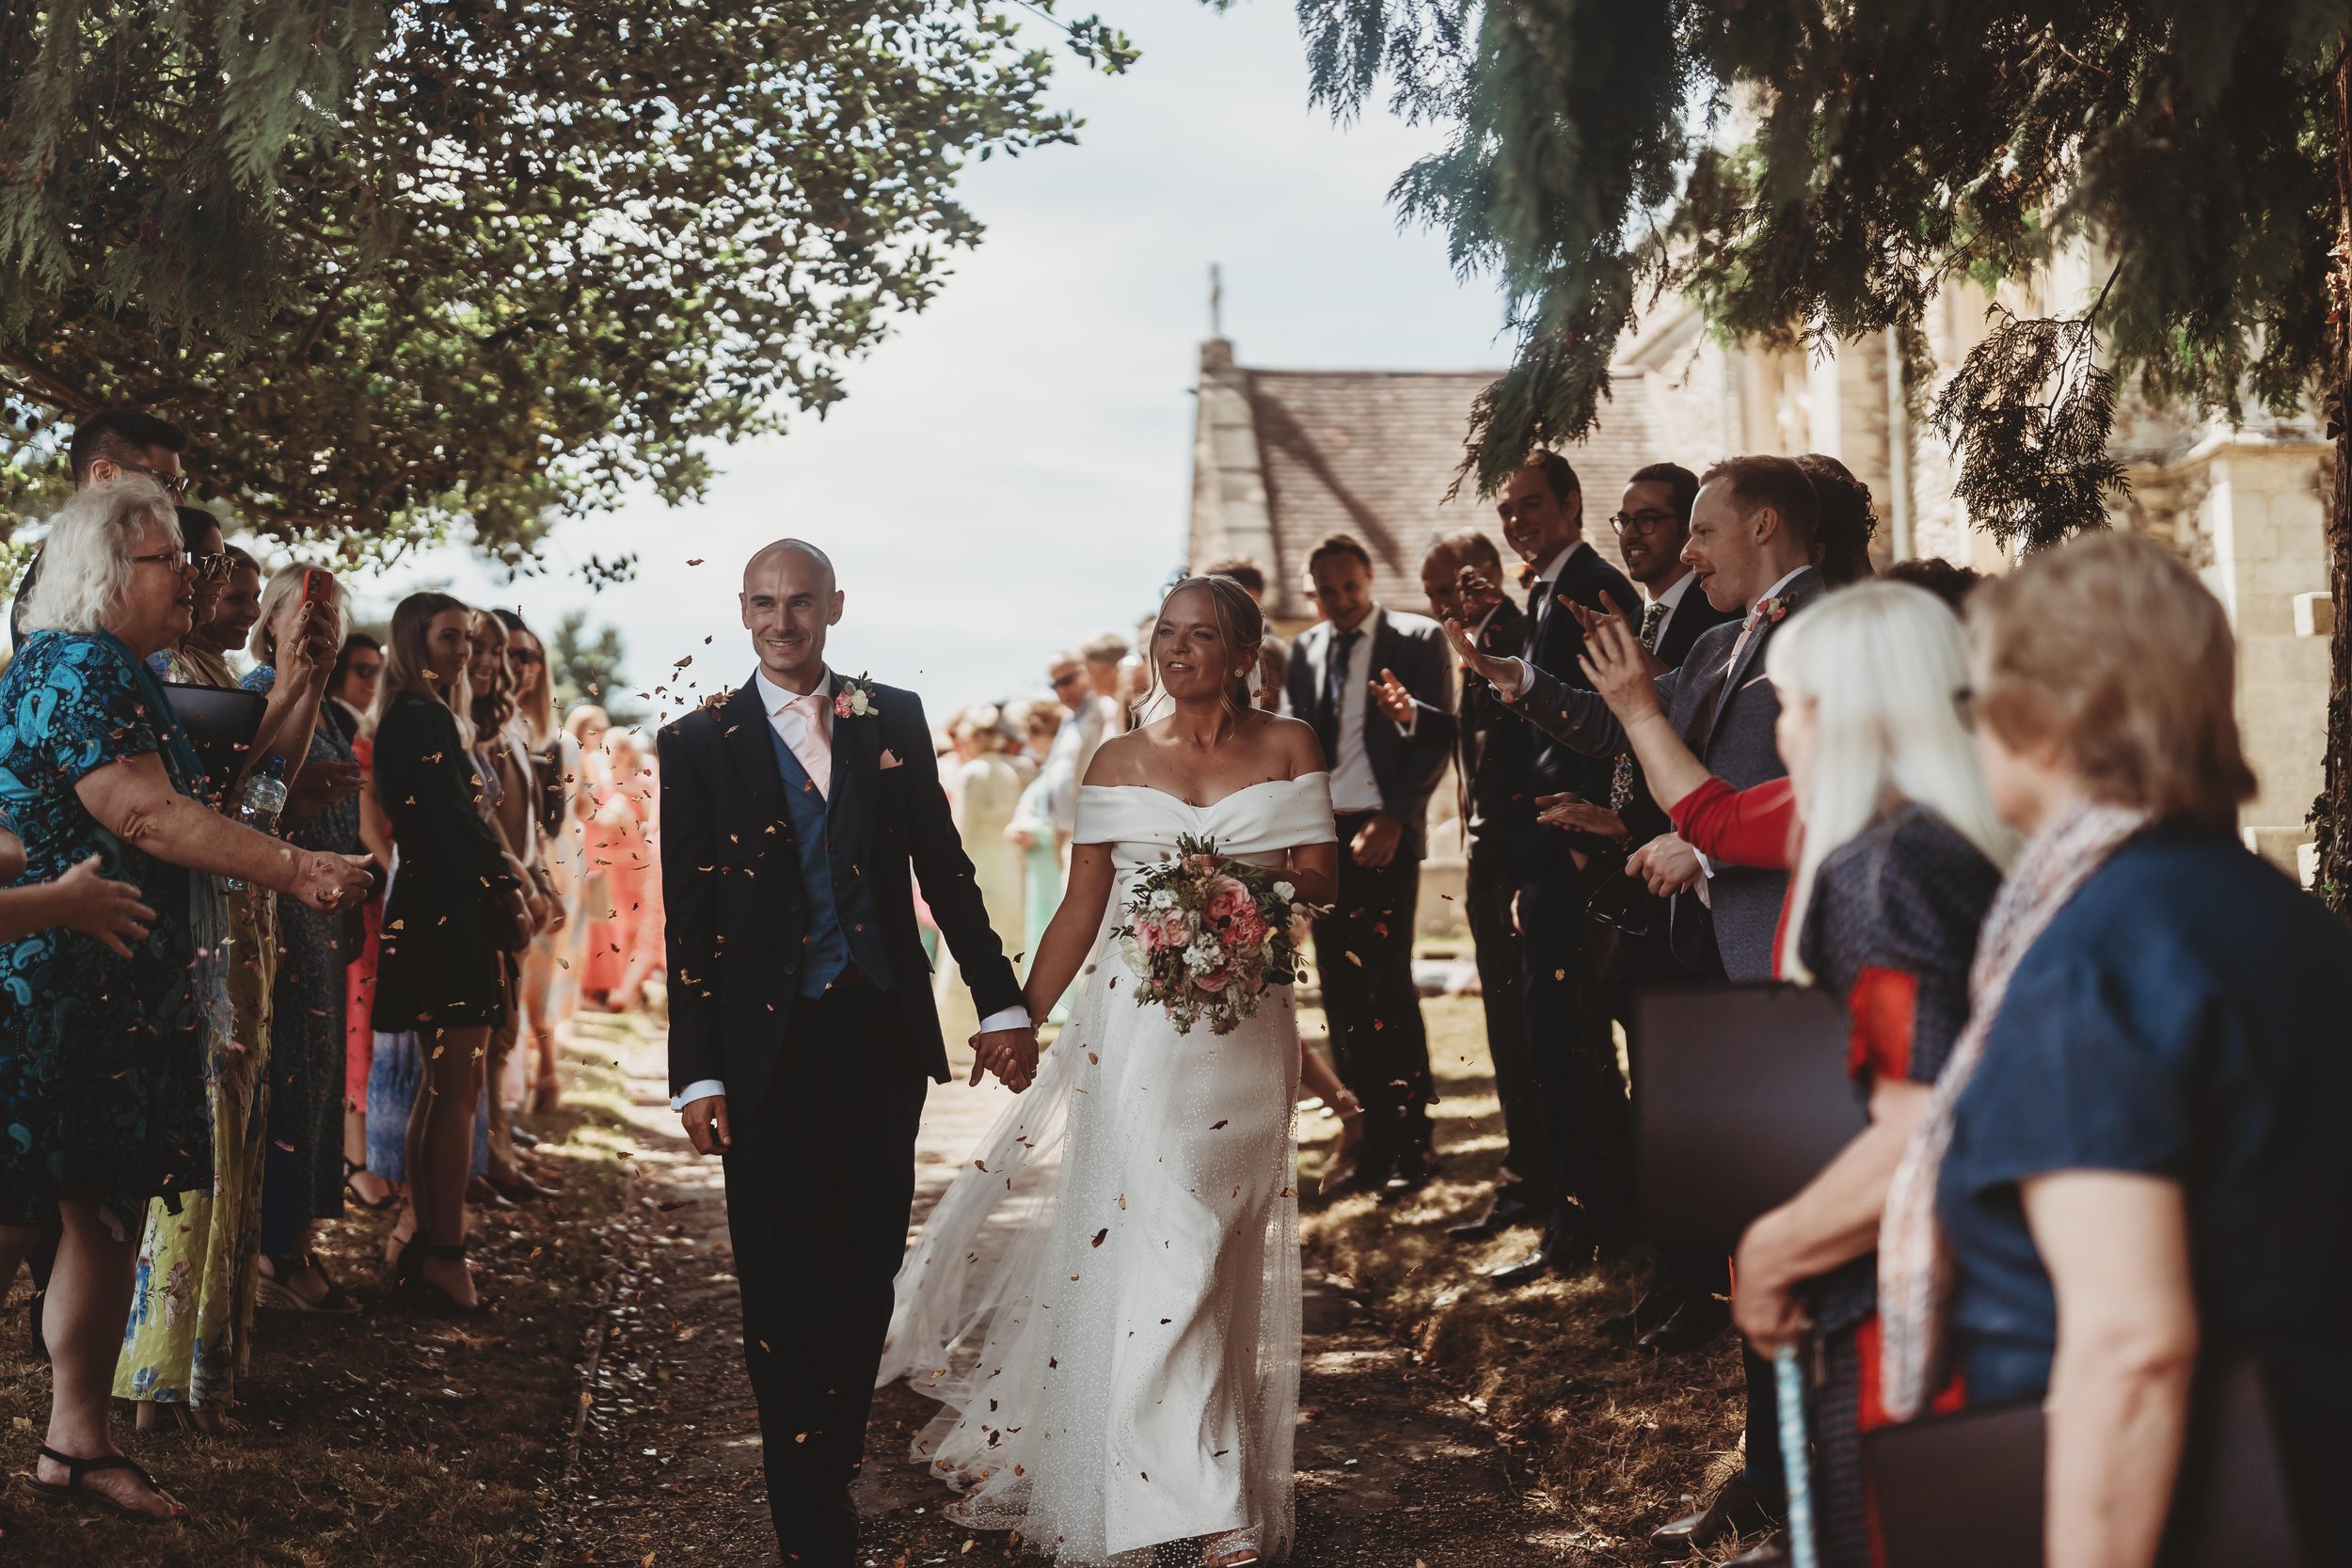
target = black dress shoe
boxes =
[1377,1152,1434,1205]
[1724,1538,1788,1567]
[1446,1190,1541,1240]
[1647,1475,1784,1554]
[1636,1292,1731,1355]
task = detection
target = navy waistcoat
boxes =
[770,724,892,998]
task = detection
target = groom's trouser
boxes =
[722,983,928,1565]
[1311,814,1433,1176]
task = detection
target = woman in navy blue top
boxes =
[1882,532,2349,1568]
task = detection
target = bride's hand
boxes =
[969,1024,1040,1092]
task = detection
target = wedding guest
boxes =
[371,592,526,1314]
[8,407,188,651]
[1285,531,1454,1197]
[0,478,364,1513]
[502,610,576,1116]
[1797,453,1877,587]
[1448,454,1822,1556]
[582,728,661,1011]
[1079,631,1131,734]
[1606,582,2010,1568]
[342,705,397,1213]
[1882,531,2350,1567]
[542,705,612,1051]
[327,631,384,731]
[1202,554,1289,706]
[1039,651,1110,843]
[470,611,558,1202]
[1883,556,1981,610]
[192,546,264,663]
[1469,451,1641,1284]
[1400,532,1543,1240]
[945,706,1026,941]
[245,566,370,1316]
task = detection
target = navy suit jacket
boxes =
[1520,541,1641,868]
[1284,609,1457,861]
[659,674,1022,1106]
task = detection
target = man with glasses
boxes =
[10,410,190,650]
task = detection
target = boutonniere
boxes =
[833,673,879,720]
[1756,594,1793,626]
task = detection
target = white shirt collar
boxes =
[1534,539,1588,585]
[755,666,832,717]
[1751,565,1809,615]
[1648,571,1694,612]
[1471,602,1504,642]
[1327,606,1382,647]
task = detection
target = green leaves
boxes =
[1930,305,2127,552]
[0,0,1120,560]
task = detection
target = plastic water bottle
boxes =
[226,757,289,892]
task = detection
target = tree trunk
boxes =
[2318,43,2352,920]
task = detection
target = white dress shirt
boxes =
[1645,569,1696,649]
[1322,608,1414,815]
[672,667,1030,1112]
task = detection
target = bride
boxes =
[877,576,1336,1567]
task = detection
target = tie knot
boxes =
[794,689,828,714]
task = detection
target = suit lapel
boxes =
[1712,566,1823,728]
[826,675,881,866]
[720,678,791,838]
[1357,610,1398,731]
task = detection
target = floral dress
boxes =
[0,631,213,1235]
[116,642,278,1410]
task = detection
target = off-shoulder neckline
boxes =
[1077,770,1331,814]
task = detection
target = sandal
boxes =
[258,1253,363,1315]
[25,1446,186,1524]
[343,1157,395,1212]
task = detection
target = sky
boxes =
[366,0,1513,726]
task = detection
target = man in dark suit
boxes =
[660,539,1038,1566]
[1385,531,1546,1238]
[1450,455,1823,1565]
[1285,532,1455,1197]
[1471,452,1644,1289]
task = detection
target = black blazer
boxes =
[658,674,1022,1108]
[1283,609,1457,861]
[372,690,517,1031]
[1454,598,1534,863]
[1521,541,1641,866]
[1616,580,1741,850]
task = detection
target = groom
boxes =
[660,539,1040,1564]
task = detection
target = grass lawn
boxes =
[1295,990,1749,1562]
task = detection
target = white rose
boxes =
[1273,880,1295,901]
[1117,934,1149,973]
[1148,889,1176,911]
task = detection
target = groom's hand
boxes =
[968,1026,1040,1092]
[680,1093,731,1155]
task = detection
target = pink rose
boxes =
[1205,876,1254,924]
[1194,969,1232,992]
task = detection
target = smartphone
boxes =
[300,567,328,607]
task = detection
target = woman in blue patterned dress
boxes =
[244,565,368,1312]
[0,480,370,1520]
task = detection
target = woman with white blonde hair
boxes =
[1580,579,2014,1567]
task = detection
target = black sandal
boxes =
[398,1240,492,1317]
[258,1252,363,1315]
[25,1446,186,1523]
[343,1156,394,1212]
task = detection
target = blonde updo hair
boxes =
[1967,530,2255,833]
[1146,574,1266,721]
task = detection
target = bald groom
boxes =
[660,539,1037,1565]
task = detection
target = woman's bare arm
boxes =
[75,752,370,910]
[1021,841,1117,1022]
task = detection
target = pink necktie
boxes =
[787,690,833,800]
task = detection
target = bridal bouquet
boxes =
[1113,834,1327,1036]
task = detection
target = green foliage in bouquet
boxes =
[1113,833,1327,1037]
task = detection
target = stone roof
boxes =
[1187,341,1660,626]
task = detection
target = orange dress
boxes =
[581,773,660,993]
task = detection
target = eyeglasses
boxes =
[190,551,233,581]
[117,460,189,500]
[347,661,384,679]
[1609,510,1680,536]
[129,549,192,572]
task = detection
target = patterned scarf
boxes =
[1876,799,2152,1420]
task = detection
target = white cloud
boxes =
[363,0,1510,726]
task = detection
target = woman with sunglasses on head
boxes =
[1581,582,2014,1567]
[499,610,576,1116]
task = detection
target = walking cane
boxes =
[1773,1343,1820,1568]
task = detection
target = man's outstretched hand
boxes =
[969,1025,1040,1092]
[681,1093,731,1155]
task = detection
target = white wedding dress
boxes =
[878,772,1336,1565]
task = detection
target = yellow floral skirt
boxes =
[115,888,276,1408]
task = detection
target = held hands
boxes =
[1626,832,1703,896]
[51,855,156,958]
[681,1093,731,1155]
[1369,667,1418,726]
[1349,812,1405,870]
[968,1024,1041,1093]
[1572,600,1668,721]
[1535,792,1628,844]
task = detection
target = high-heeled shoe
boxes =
[397,1240,492,1317]
[342,1157,395,1212]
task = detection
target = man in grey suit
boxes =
[1287,532,1456,1196]
[1446,453,1821,1566]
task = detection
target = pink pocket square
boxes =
[879,749,904,770]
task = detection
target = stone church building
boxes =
[1186,268,2333,879]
